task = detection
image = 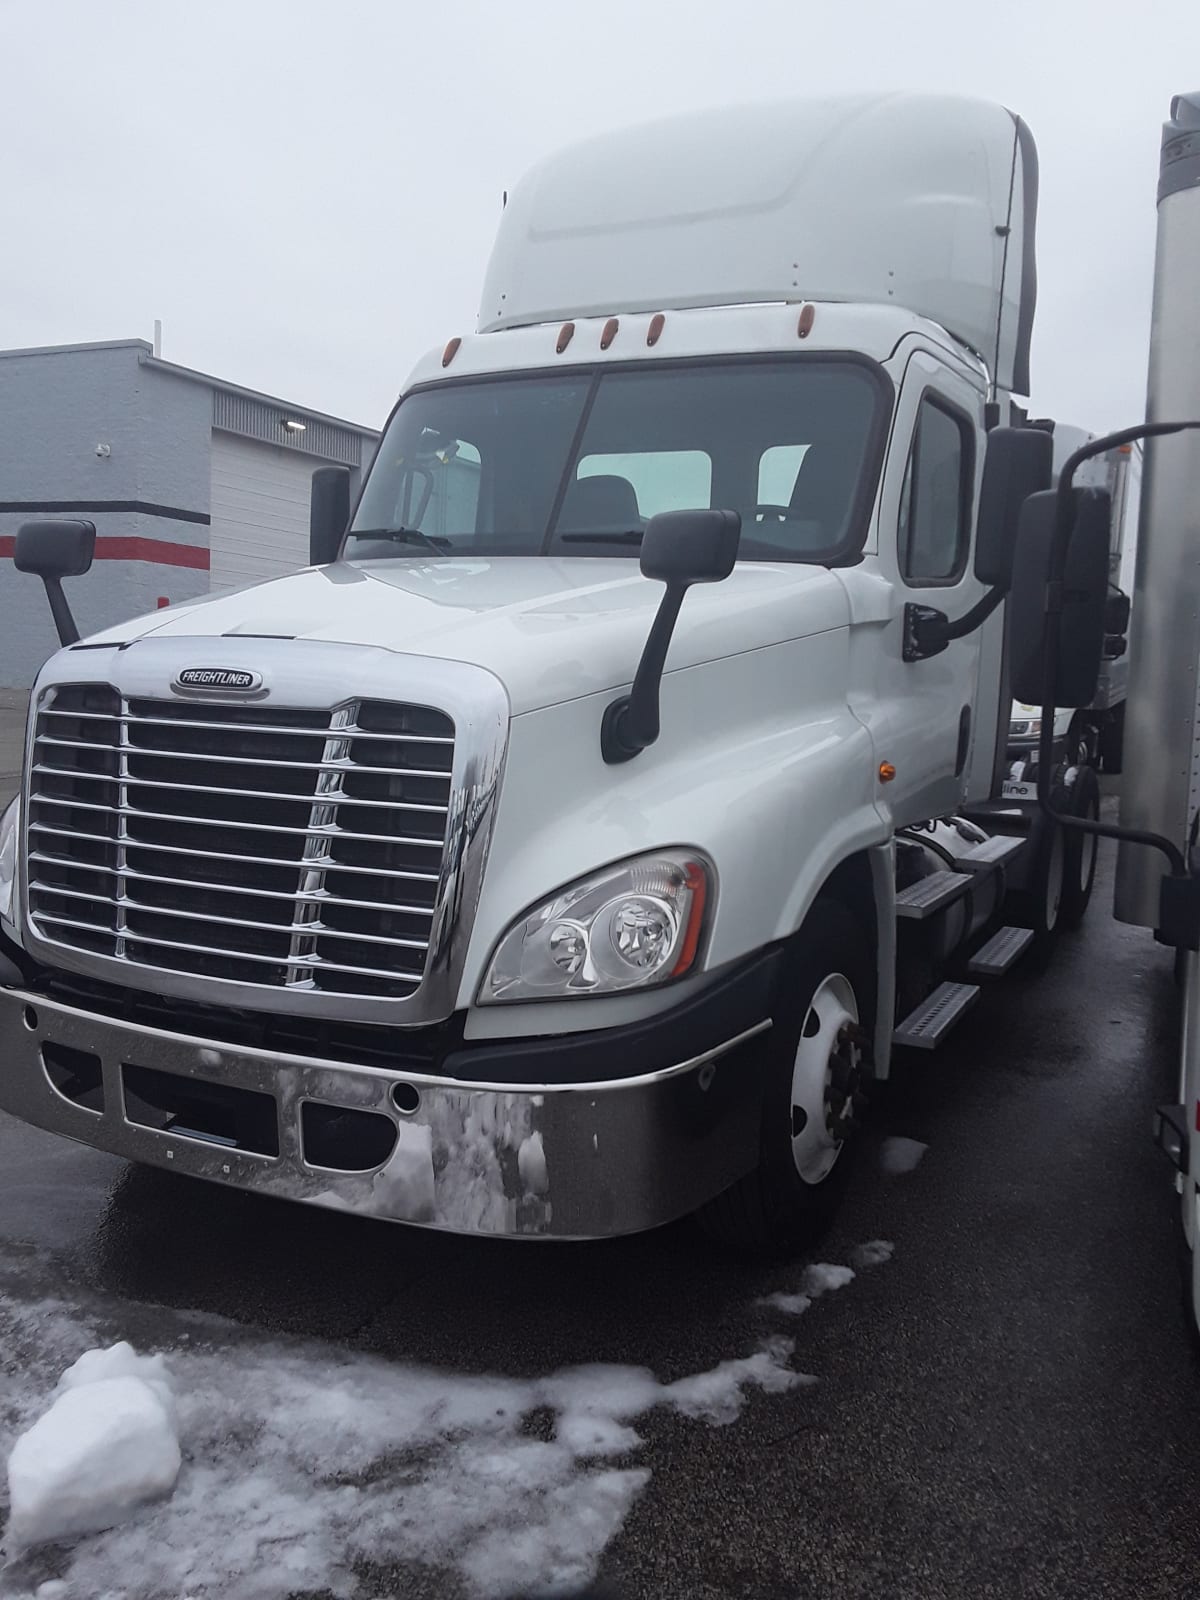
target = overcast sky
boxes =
[3,0,1197,433]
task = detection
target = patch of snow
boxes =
[758,1291,813,1316]
[36,1582,70,1598]
[663,1336,811,1424]
[851,1239,895,1269]
[0,1306,808,1600]
[880,1135,928,1175]
[802,1263,856,1298]
[6,1345,181,1551]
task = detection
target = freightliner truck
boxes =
[0,95,1112,1252]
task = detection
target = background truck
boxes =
[0,93,1108,1254]
[1006,430,1139,777]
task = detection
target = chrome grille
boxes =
[26,685,456,999]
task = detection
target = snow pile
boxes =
[802,1263,855,1297]
[759,1260,857,1316]
[5,1342,180,1553]
[0,1322,807,1600]
[852,1239,895,1269]
[880,1136,928,1175]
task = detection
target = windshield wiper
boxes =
[558,530,644,545]
[349,526,451,553]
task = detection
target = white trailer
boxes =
[0,94,1105,1253]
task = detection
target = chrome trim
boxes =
[174,666,263,693]
[0,992,771,1238]
[21,639,509,1024]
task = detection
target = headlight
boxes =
[1010,718,1040,738]
[481,851,711,1004]
[0,797,19,929]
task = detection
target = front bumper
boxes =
[0,976,773,1239]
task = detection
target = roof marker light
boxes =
[556,321,575,354]
[798,304,816,339]
[600,317,619,351]
[647,313,666,347]
[442,337,462,368]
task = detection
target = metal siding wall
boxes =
[209,434,323,590]
[212,390,365,466]
[0,347,211,689]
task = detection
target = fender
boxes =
[460,627,891,1020]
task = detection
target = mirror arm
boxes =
[1034,418,1200,882]
[941,584,1006,642]
[602,584,688,764]
[43,577,80,647]
[904,585,1006,662]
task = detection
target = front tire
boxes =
[697,901,872,1258]
[1061,764,1100,929]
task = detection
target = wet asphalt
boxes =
[2,814,1200,1599]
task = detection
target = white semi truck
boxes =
[0,94,1111,1252]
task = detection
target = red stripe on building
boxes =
[0,536,209,570]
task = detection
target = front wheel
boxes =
[697,901,872,1258]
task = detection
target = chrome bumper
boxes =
[0,988,770,1239]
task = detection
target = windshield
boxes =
[347,357,888,564]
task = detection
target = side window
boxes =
[757,444,810,506]
[577,450,712,519]
[900,397,973,584]
[392,435,482,539]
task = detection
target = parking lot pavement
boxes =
[3,831,1200,1598]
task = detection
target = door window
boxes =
[899,396,973,584]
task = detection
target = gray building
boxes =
[0,339,379,688]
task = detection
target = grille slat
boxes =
[26,686,456,999]
[34,764,451,814]
[30,795,446,848]
[29,863,437,917]
[38,738,452,780]
[29,833,439,882]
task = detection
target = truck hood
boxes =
[82,557,851,715]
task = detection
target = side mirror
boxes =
[13,518,96,646]
[310,466,351,565]
[603,509,742,763]
[1104,586,1131,635]
[639,507,741,586]
[975,427,1054,589]
[1008,487,1112,707]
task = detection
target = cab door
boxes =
[864,351,987,827]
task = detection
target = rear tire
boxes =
[1061,765,1100,930]
[697,901,873,1259]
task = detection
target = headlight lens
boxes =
[481,852,710,1003]
[1010,717,1041,738]
[0,797,19,928]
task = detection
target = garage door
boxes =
[209,433,321,592]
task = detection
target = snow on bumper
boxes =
[0,989,770,1239]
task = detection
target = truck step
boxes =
[959,833,1026,872]
[967,925,1034,977]
[893,981,981,1050]
[894,870,972,920]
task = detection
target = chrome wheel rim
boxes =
[790,972,861,1185]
